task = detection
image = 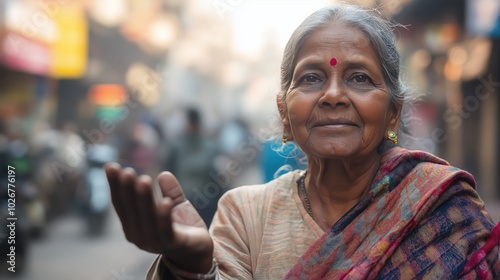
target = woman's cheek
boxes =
[285,93,303,118]
[287,101,310,125]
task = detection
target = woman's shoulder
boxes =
[380,147,476,188]
[211,170,303,234]
[220,170,302,202]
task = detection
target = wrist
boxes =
[161,252,213,274]
[161,238,214,273]
[161,255,218,280]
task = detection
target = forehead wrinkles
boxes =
[296,25,373,66]
[319,24,369,46]
[319,30,368,50]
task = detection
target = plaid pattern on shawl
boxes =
[285,147,500,279]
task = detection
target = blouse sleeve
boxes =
[209,189,254,279]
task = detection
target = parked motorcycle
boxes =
[77,144,117,236]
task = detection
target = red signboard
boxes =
[1,31,51,76]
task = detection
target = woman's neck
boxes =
[304,152,381,231]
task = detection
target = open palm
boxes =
[104,163,214,273]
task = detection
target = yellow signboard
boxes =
[1,0,87,78]
[49,3,87,78]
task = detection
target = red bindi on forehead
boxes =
[329,57,337,66]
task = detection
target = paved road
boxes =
[1,212,156,280]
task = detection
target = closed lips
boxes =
[312,118,358,127]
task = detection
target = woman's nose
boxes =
[318,79,351,108]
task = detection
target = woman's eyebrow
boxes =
[296,56,377,69]
[342,57,379,71]
[294,60,324,72]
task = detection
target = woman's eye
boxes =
[346,73,379,91]
[290,73,323,91]
[352,74,368,83]
[303,75,320,83]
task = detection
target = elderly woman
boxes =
[105,4,500,279]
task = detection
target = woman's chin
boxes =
[306,145,360,159]
[301,135,382,160]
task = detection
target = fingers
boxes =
[104,164,197,255]
[157,172,187,205]
[104,162,126,221]
[136,175,160,249]
[105,163,140,241]
[118,167,142,242]
[156,196,175,244]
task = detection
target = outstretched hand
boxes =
[104,163,214,273]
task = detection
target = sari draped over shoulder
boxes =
[285,147,500,279]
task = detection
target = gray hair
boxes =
[279,5,413,144]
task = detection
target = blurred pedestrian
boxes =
[164,108,220,226]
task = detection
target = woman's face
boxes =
[280,22,400,160]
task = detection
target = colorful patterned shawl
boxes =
[285,147,500,279]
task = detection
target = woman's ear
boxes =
[388,102,403,133]
[276,93,293,141]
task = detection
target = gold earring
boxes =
[388,130,398,144]
[282,133,288,145]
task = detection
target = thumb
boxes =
[156,171,187,205]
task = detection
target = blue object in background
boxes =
[467,0,500,37]
[260,140,307,183]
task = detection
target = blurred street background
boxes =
[0,0,499,279]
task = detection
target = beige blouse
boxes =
[147,170,325,279]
